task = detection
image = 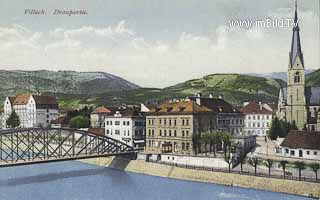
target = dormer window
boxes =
[294,72,300,83]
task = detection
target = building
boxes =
[90,106,112,128]
[3,94,59,128]
[145,95,244,155]
[51,115,69,128]
[279,130,320,161]
[0,108,3,129]
[188,95,244,134]
[277,1,320,130]
[240,101,273,136]
[105,106,146,148]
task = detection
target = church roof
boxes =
[281,87,320,106]
[306,87,320,105]
[289,0,304,68]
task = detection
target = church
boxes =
[277,1,320,131]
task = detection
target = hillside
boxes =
[0,70,139,101]
[55,73,286,109]
[306,69,320,86]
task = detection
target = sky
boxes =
[0,0,319,88]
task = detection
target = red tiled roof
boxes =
[240,101,273,115]
[92,106,111,114]
[149,101,212,115]
[10,94,58,109]
[281,130,320,150]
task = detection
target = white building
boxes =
[3,94,59,128]
[105,106,146,148]
[279,130,320,161]
[90,106,112,128]
[240,101,274,136]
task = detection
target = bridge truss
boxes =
[0,128,136,167]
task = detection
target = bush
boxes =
[69,115,90,128]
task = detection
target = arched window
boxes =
[294,72,300,83]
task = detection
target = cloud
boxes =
[0,9,319,88]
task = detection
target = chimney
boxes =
[259,101,262,110]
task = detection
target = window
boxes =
[127,121,130,126]
[290,150,295,156]
[186,143,189,150]
[182,119,185,126]
[285,149,289,154]
[314,151,318,155]
[169,119,172,126]
[174,119,177,126]
[182,130,185,137]
[115,121,120,125]
[164,130,167,137]
[169,130,172,137]
[174,130,177,137]
[186,130,189,137]
[106,130,109,135]
[115,130,120,135]
[182,142,185,150]
[106,121,109,125]
[306,151,310,155]
[123,121,126,126]
[159,130,162,136]
[294,72,300,83]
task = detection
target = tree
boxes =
[69,115,90,128]
[192,134,201,155]
[279,160,289,179]
[294,161,306,181]
[249,157,259,176]
[6,110,20,128]
[224,152,232,173]
[308,163,320,181]
[239,153,246,173]
[269,117,282,140]
[265,159,273,177]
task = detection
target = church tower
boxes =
[286,0,307,129]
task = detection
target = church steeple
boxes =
[289,0,304,68]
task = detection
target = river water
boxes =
[0,161,312,200]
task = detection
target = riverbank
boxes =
[80,157,320,198]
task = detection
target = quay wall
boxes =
[80,157,320,198]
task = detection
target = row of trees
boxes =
[268,117,298,140]
[192,131,233,157]
[244,157,320,181]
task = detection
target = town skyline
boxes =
[0,0,319,88]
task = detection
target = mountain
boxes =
[306,69,320,86]
[58,73,286,109]
[246,69,314,82]
[0,70,139,102]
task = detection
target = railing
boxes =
[147,160,320,184]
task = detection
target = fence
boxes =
[147,160,320,184]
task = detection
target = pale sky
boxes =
[0,0,319,88]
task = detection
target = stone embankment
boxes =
[81,157,320,198]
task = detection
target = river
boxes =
[0,161,312,200]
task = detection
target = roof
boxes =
[92,106,111,114]
[106,106,145,117]
[289,0,304,68]
[13,94,31,105]
[33,95,58,109]
[240,101,273,115]
[280,130,320,150]
[188,96,241,114]
[88,128,105,136]
[51,116,68,125]
[148,101,212,115]
[9,94,58,109]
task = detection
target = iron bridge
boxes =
[0,128,137,167]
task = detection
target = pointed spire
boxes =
[289,0,304,68]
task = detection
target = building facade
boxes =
[105,106,146,148]
[3,94,59,128]
[240,101,273,136]
[90,106,112,128]
[277,1,320,130]
[145,95,244,155]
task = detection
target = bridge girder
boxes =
[0,128,136,167]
